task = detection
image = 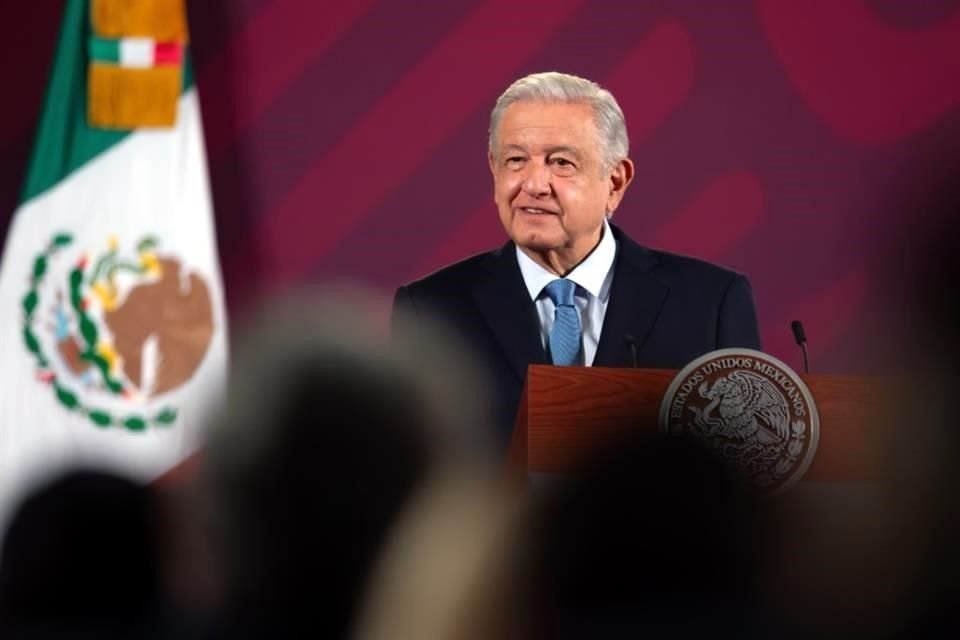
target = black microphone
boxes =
[791,320,809,374]
[624,334,639,368]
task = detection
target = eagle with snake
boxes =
[689,370,790,444]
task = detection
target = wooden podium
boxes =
[506,366,916,626]
[507,365,890,486]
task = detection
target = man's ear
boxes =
[489,151,498,202]
[606,158,635,215]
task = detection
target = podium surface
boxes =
[509,365,890,485]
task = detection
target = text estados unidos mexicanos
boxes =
[669,357,806,420]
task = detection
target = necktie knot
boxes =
[544,278,576,307]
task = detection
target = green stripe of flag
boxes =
[88,36,120,64]
[20,0,195,205]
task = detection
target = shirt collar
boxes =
[516,218,617,301]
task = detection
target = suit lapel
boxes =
[472,243,547,381]
[593,226,670,367]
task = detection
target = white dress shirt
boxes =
[516,219,617,366]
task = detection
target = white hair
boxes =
[488,71,629,174]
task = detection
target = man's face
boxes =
[489,101,631,273]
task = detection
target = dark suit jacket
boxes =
[393,225,761,446]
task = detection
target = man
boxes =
[393,72,761,446]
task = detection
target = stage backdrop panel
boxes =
[3,0,959,374]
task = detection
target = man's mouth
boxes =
[518,207,557,215]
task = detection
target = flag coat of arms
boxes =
[0,0,227,515]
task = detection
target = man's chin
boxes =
[514,233,562,253]
[503,217,565,249]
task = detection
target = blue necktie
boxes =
[544,279,582,366]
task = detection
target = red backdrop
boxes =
[3,0,959,373]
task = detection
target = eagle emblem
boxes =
[659,349,819,493]
[21,232,216,431]
[689,370,790,444]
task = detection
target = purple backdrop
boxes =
[3,0,959,373]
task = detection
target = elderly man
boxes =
[393,72,761,445]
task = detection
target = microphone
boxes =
[791,320,809,374]
[624,334,639,368]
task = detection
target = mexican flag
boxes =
[0,1,227,517]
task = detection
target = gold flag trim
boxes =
[91,0,188,41]
[88,63,182,129]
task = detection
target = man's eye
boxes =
[505,157,525,167]
[550,158,576,173]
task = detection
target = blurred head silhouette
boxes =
[881,165,960,636]
[202,288,494,638]
[0,469,159,634]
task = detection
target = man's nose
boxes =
[521,161,551,197]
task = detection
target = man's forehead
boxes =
[498,141,584,157]
[500,101,594,126]
[496,102,599,147]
